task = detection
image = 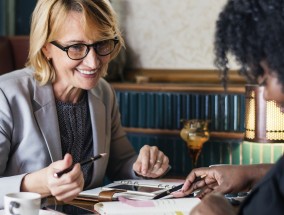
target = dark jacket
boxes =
[239,155,284,214]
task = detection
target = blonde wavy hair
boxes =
[26,0,124,85]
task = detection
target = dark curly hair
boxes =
[214,0,284,89]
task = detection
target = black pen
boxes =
[152,174,207,200]
[54,153,107,178]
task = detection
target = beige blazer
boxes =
[0,68,138,208]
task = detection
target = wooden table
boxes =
[42,196,99,214]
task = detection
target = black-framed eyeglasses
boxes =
[50,38,119,60]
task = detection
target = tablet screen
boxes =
[107,184,164,193]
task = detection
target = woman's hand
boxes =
[172,164,272,198]
[190,193,236,215]
[21,153,84,202]
[46,153,84,202]
[133,145,169,178]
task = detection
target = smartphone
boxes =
[44,204,96,214]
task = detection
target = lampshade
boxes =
[245,85,284,143]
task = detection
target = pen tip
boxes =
[100,153,107,157]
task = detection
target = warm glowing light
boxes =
[245,85,284,143]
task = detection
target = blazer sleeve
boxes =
[0,89,27,209]
[0,174,27,209]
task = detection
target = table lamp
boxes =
[245,85,284,143]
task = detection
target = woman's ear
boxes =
[42,43,51,60]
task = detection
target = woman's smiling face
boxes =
[258,61,284,112]
[43,11,110,95]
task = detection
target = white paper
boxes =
[94,198,201,215]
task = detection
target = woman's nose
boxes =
[83,47,100,68]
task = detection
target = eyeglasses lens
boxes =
[96,40,114,56]
[68,44,87,60]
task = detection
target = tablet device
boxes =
[103,183,166,196]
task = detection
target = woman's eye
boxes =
[69,44,85,52]
[259,79,267,86]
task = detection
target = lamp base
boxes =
[242,141,284,164]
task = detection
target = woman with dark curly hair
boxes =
[215,0,284,89]
[173,0,284,214]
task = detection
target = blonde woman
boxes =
[0,0,169,208]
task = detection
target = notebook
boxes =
[94,197,200,215]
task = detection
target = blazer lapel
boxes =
[31,79,107,183]
[33,81,62,162]
[88,91,106,185]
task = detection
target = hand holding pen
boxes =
[54,153,107,178]
[153,174,207,199]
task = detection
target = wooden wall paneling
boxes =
[112,83,245,176]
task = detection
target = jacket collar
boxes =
[32,80,106,171]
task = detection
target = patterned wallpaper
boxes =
[112,0,231,70]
